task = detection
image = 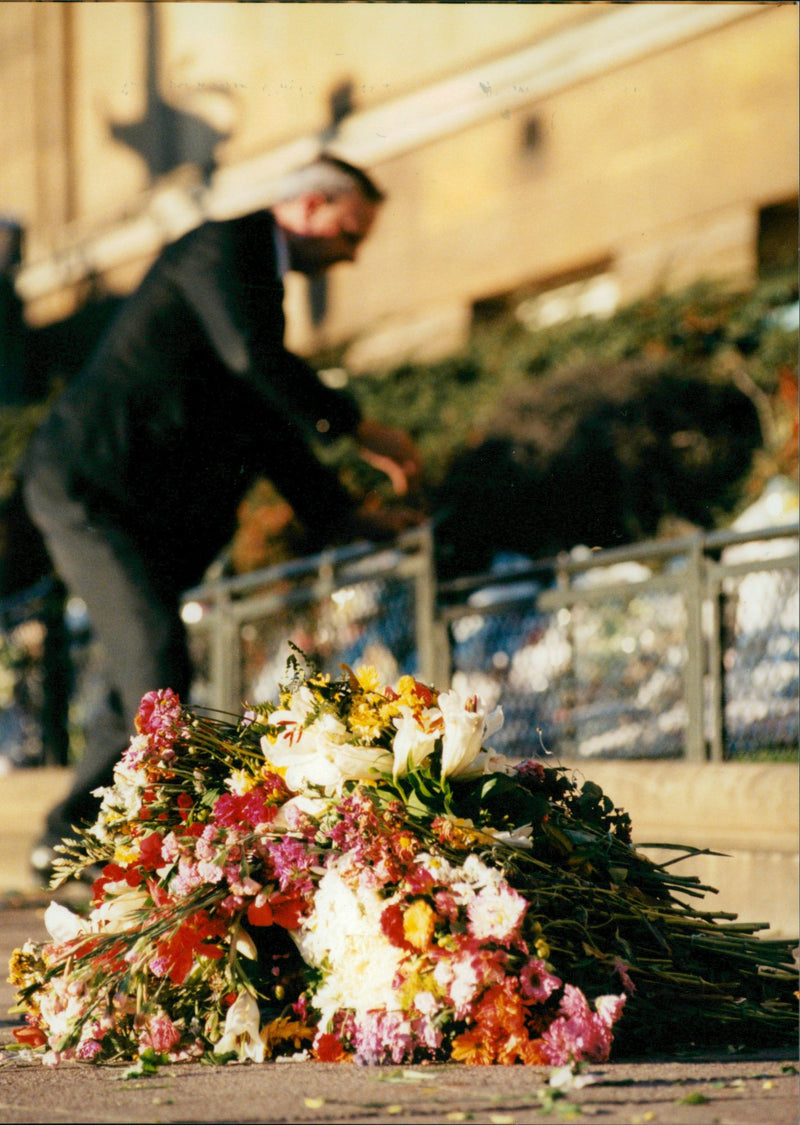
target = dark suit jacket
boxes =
[22,210,363,589]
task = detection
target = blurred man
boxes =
[22,154,422,881]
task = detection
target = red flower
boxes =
[213,786,281,830]
[176,792,194,821]
[379,902,414,951]
[412,680,435,707]
[138,831,164,870]
[150,910,227,985]
[92,863,129,904]
[247,901,274,927]
[13,1025,47,1048]
[313,1032,350,1062]
[247,891,306,931]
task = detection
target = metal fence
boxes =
[180,521,798,763]
[181,527,442,718]
[439,525,798,762]
[1,522,797,770]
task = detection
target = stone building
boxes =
[1,1,797,370]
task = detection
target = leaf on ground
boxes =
[678,1091,710,1105]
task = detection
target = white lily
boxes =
[437,690,504,779]
[264,711,392,793]
[233,922,258,961]
[391,705,438,779]
[214,991,265,1062]
[93,887,150,932]
[44,901,88,944]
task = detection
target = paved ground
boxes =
[0,894,797,1125]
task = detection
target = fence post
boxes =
[705,559,725,762]
[415,526,451,687]
[683,537,707,761]
[208,590,239,715]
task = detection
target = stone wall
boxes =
[584,761,799,940]
[2,4,796,355]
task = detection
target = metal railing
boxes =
[438,524,798,762]
[2,521,796,768]
[180,521,798,762]
[181,525,443,717]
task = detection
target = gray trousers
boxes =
[22,464,192,844]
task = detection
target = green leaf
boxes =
[678,1091,710,1105]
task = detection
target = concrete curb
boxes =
[0,761,797,935]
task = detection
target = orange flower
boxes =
[453,979,544,1065]
[451,1025,495,1064]
[403,900,437,952]
[13,1025,47,1048]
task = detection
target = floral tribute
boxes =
[8,653,797,1069]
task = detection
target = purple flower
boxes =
[351,1011,416,1065]
[266,836,317,895]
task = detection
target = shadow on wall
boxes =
[107,3,234,185]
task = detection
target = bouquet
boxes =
[9,652,797,1068]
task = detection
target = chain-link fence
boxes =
[440,527,798,761]
[182,522,797,763]
[708,533,799,759]
[1,522,796,770]
[181,527,441,718]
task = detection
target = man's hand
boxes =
[354,418,423,497]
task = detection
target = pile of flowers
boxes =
[9,653,797,1068]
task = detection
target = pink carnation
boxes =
[136,688,182,734]
[76,1039,102,1061]
[135,688,183,756]
[541,984,626,1065]
[140,1011,182,1053]
[466,883,527,943]
[520,957,562,1002]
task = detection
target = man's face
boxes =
[286,189,379,275]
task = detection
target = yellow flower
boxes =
[8,945,44,990]
[348,700,388,741]
[113,842,140,866]
[260,1015,314,1058]
[227,768,259,796]
[433,815,489,849]
[355,666,381,692]
[529,920,551,961]
[403,900,437,951]
[395,675,438,710]
[263,759,288,781]
[398,968,441,1010]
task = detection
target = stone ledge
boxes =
[0,762,796,936]
[576,761,799,854]
[572,760,799,938]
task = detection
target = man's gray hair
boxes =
[273,154,386,205]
